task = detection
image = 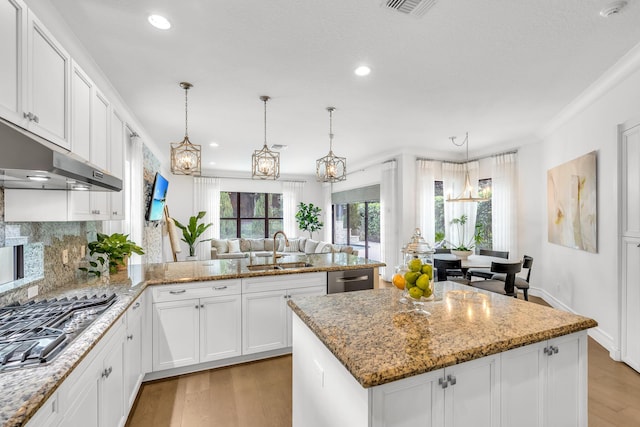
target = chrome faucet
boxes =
[273,231,289,264]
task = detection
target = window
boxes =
[332,201,381,261]
[434,179,492,250]
[219,192,283,239]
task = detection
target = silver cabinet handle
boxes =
[102,366,113,378]
[637,243,640,247]
[132,302,141,310]
[169,290,186,295]
[127,334,133,340]
[213,285,228,290]
[438,377,448,389]
[195,305,199,309]
[23,112,39,123]
[336,275,369,283]
[544,347,550,355]
[447,374,456,386]
[200,304,204,308]
[552,346,559,354]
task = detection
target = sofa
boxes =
[210,236,358,260]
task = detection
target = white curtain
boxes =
[380,160,399,281]
[415,159,438,244]
[443,161,478,248]
[128,134,144,265]
[193,177,220,260]
[492,153,518,257]
[282,181,305,237]
[322,182,333,242]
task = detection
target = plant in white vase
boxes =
[446,214,484,258]
[173,211,213,260]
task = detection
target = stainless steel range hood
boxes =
[0,118,122,192]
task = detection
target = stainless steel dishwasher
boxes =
[327,268,374,293]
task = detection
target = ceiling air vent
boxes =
[382,0,438,17]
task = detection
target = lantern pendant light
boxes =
[252,95,280,180]
[170,82,201,176]
[316,107,346,182]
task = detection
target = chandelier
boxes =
[316,107,346,182]
[170,82,201,176]
[447,132,489,202]
[252,95,280,180]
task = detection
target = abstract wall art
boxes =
[547,151,597,253]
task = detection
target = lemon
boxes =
[392,273,406,290]
[421,264,433,279]
[408,258,422,272]
[416,274,430,291]
[409,287,423,299]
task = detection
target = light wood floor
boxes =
[127,295,640,427]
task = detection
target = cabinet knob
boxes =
[446,374,456,386]
[438,377,448,389]
[195,305,199,309]
[127,334,133,340]
[200,304,204,308]
[637,243,640,248]
[132,302,141,310]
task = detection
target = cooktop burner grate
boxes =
[0,293,116,370]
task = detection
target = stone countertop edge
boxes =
[287,286,598,389]
[0,253,382,427]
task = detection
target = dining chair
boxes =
[434,259,469,285]
[471,261,521,297]
[491,255,533,300]
[466,249,509,280]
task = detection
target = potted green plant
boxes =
[295,202,323,238]
[446,214,484,259]
[79,232,145,277]
[173,211,213,260]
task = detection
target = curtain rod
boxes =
[199,174,306,183]
[417,149,518,164]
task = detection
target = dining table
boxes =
[433,253,514,277]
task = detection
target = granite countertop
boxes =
[287,282,598,388]
[0,253,381,427]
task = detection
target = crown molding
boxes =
[538,40,640,138]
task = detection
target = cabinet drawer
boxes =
[242,272,327,294]
[152,279,241,302]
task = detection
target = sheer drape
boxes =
[194,177,220,260]
[380,160,399,281]
[492,153,518,257]
[282,181,305,237]
[322,183,333,242]
[129,134,144,265]
[443,162,478,248]
[416,160,437,244]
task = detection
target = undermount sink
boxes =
[246,262,313,271]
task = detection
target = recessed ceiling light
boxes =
[600,1,627,17]
[354,65,371,76]
[148,14,171,30]
[209,142,219,147]
[209,161,216,165]
[27,175,50,182]
[271,144,288,150]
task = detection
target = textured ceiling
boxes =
[44,0,640,175]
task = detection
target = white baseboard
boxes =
[529,287,621,360]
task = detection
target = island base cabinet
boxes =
[152,299,200,371]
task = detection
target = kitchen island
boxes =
[288,282,597,427]
[0,253,384,427]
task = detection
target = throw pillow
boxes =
[285,238,300,252]
[249,238,265,251]
[211,238,228,254]
[277,238,285,252]
[239,238,251,252]
[340,246,353,255]
[264,239,274,251]
[315,241,333,254]
[304,239,319,254]
[228,239,241,253]
[298,237,307,251]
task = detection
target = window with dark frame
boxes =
[219,192,283,239]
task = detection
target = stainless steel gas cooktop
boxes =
[0,293,116,371]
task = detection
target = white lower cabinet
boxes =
[63,318,125,427]
[124,295,145,410]
[242,272,326,355]
[152,279,241,371]
[371,354,499,427]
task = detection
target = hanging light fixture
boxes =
[316,107,347,182]
[252,95,280,180]
[170,82,201,176]
[446,132,489,202]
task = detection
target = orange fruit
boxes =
[392,273,406,290]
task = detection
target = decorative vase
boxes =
[115,256,129,272]
[451,250,473,260]
[185,255,198,261]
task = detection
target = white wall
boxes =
[519,57,640,357]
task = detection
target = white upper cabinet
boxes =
[70,61,92,160]
[0,0,27,125]
[25,11,70,149]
